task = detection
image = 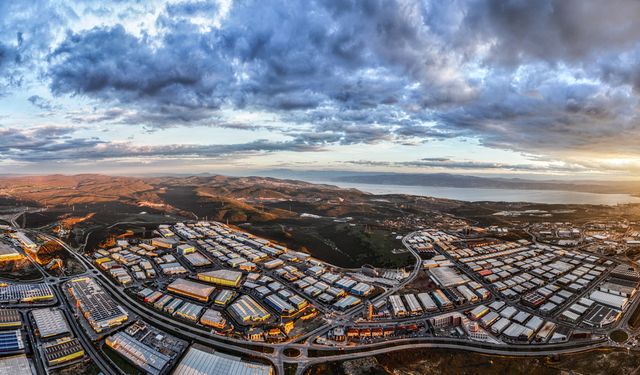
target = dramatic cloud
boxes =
[2,0,640,173]
[345,158,587,173]
[0,125,322,163]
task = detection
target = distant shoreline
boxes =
[312,180,640,205]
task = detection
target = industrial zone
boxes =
[1,215,640,375]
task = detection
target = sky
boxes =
[2,0,640,179]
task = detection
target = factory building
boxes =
[151,237,177,249]
[167,278,216,302]
[456,285,478,303]
[43,337,84,367]
[350,282,374,297]
[0,309,21,329]
[333,295,361,310]
[31,308,70,339]
[429,267,466,288]
[265,295,296,315]
[417,292,438,312]
[197,269,243,288]
[589,290,629,310]
[12,232,37,252]
[173,345,273,375]
[263,259,284,269]
[106,331,171,375]
[403,294,423,315]
[469,305,489,320]
[200,309,226,330]
[389,295,407,317]
[0,244,21,262]
[214,290,234,306]
[0,355,32,373]
[66,277,129,333]
[611,264,640,281]
[432,289,453,310]
[0,330,24,353]
[228,296,271,325]
[0,283,54,304]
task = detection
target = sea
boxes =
[316,181,640,205]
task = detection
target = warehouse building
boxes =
[214,290,234,306]
[173,344,273,375]
[535,321,556,342]
[350,283,373,297]
[432,289,453,310]
[456,285,478,303]
[32,308,70,339]
[151,237,177,249]
[66,277,129,333]
[160,262,187,275]
[611,264,640,281]
[389,295,407,317]
[582,304,621,327]
[589,290,629,310]
[12,232,37,252]
[429,267,466,288]
[469,305,489,320]
[503,323,534,342]
[404,294,423,315]
[263,259,284,269]
[490,318,510,334]
[599,281,637,298]
[0,309,21,329]
[197,270,243,288]
[480,311,499,327]
[0,244,21,262]
[106,331,171,375]
[43,337,84,367]
[200,309,226,330]
[174,302,204,322]
[0,283,54,303]
[228,296,270,325]
[167,279,215,302]
[0,330,24,353]
[417,292,438,312]
[289,295,308,310]
[0,355,32,374]
[184,252,212,267]
[333,295,361,310]
[265,295,296,315]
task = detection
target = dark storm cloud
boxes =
[50,24,231,110]
[462,0,640,64]
[47,0,468,131]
